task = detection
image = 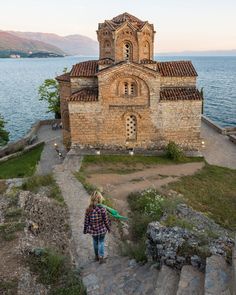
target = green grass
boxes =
[0,222,25,241]
[0,280,18,295]
[0,143,44,179]
[82,154,203,166]
[167,164,236,230]
[22,174,64,204]
[27,248,86,294]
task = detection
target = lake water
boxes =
[0,56,235,141]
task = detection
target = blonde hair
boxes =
[87,191,104,211]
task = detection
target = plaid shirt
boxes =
[83,206,111,236]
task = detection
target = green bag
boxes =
[98,204,128,221]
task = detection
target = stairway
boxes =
[81,254,234,295]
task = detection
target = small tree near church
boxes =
[38,79,61,119]
[0,114,9,147]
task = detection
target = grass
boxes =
[0,222,25,241]
[27,248,86,294]
[82,154,203,166]
[167,164,236,230]
[0,280,18,295]
[22,174,64,204]
[0,180,7,194]
[0,143,44,179]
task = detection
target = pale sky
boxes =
[1,0,236,53]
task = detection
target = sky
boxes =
[1,0,236,53]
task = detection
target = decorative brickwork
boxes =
[57,13,203,151]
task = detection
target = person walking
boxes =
[83,191,111,264]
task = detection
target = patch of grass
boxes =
[121,238,147,263]
[27,248,86,294]
[0,222,25,241]
[22,174,64,204]
[5,208,23,222]
[162,214,194,231]
[0,143,44,179]
[167,164,236,230]
[0,280,18,295]
[0,180,7,194]
[82,154,203,166]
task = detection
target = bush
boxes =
[165,141,184,161]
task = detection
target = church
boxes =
[56,12,202,152]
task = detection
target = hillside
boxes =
[0,31,65,56]
[9,31,99,56]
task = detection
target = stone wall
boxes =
[59,81,71,147]
[68,64,202,151]
[70,77,98,94]
[160,77,196,88]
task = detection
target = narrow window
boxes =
[124,82,128,95]
[123,42,132,61]
[130,83,135,96]
[126,115,137,140]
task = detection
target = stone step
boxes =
[154,264,180,295]
[82,257,159,295]
[204,255,232,295]
[177,265,204,295]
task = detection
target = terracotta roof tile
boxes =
[70,60,98,77]
[56,72,70,82]
[156,61,197,77]
[68,87,98,102]
[160,87,202,101]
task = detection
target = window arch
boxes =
[143,41,150,59]
[123,81,137,97]
[123,42,132,61]
[126,115,137,140]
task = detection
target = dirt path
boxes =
[87,162,204,214]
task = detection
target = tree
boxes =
[38,79,61,119]
[0,114,9,147]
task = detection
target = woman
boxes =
[83,191,111,264]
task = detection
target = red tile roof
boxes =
[56,73,70,82]
[156,61,197,77]
[68,87,98,102]
[70,60,98,77]
[160,88,202,101]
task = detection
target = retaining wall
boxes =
[0,119,61,159]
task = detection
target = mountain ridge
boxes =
[0,31,65,55]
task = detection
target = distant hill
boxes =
[9,31,99,56]
[157,50,236,56]
[0,31,65,57]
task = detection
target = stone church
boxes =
[56,12,202,151]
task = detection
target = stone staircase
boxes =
[81,254,235,295]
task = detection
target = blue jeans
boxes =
[92,234,105,257]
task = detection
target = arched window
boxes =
[123,81,137,97]
[126,115,137,140]
[143,41,150,59]
[123,42,132,61]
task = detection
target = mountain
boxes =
[157,49,236,56]
[0,31,65,56]
[9,31,99,56]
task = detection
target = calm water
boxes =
[0,56,235,141]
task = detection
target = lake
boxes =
[0,56,235,141]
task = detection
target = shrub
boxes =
[165,141,184,161]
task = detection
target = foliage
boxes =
[167,164,236,230]
[0,143,44,179]
[0,114,9,147]
[0,222,25,241]
[0,280,18,295]
[163,214,194,231]
[121,238,147,262]
[22,174,64,204]
[38,79,61,119]
[82,154,202,167]
[165,141,184,161]
[27,248,86,294]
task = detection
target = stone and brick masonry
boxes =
[56,12,203,151]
